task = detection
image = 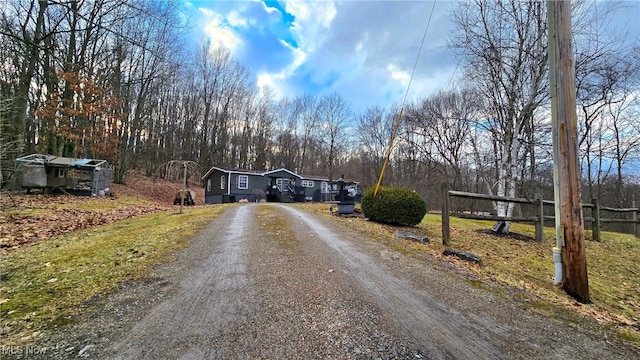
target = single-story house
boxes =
[201,166,267,204]
[201,166,358,204]
[13,153,112,196]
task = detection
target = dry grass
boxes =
[256,206,298,250]
[297,203,640,345]
[0,204,228,344]
[1,172,210,344]
[2,195,637,346]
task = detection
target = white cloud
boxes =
[387,64,410,86]
[203,13,242,52]
[285,1,311,22]
[284,0,337,51]
[191,0,457,111]
[227,10,248,28]
[257,43,308,99]
[257,73,276,93]
[189,0,640,116]
[198,7,214,17]
[284,1,456,111]
[281,40,307,68]
[261,4,279,15]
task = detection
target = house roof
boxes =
[262,168,302,179]
[299,174,329,181]
[201,166,264,180]
[201,165,342,184]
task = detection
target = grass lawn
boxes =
[299,203,640,345]
[0,202,228,344]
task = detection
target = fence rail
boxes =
[441,184,639,245]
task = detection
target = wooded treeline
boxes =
[1,0,638,214]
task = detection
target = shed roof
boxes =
[15,154,109,169]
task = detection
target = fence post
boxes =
[442,182,450,246]
[592,198,601,242]
[535,193,544,242]
[633,200,639,238]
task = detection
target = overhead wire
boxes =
[444,60,460,94]
[373,0,438,195]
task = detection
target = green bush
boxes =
[361,187,427,226]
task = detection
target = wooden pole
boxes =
[442,182,450,246]
[592,198,601,242]
[180,162,186,214]
[547,0,565,288]
[535,193,544,243]
[374,109,404,195]
[633,200,638,238]
[548,0,590,303]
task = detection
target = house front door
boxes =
[276,178,290,192]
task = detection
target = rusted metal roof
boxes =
[15,154,109,169]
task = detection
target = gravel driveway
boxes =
[14,203,638,359]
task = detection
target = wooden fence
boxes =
[440,183,639,245]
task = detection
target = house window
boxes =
[321,182,329,193]
[220,175,226,190]
[56,168,65,178]
[238,175,248,189]
[207,179,211,192]
[302,180,314,187]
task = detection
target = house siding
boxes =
[299,177,332,202]
[201,165,356,204]
[203,168,268,204]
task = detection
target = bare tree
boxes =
[156,160,201,213]
[109,1,185,183]
[268,97,302,170]
[572,1,639,202]
[355,106,396,187]
[0,98,23,188]
[0,0,59,159]
[251,88,275,170]
[318,92,351,181]
[607,94,640,206]
[451,0,548,232]
[293,94,319,174]
[405,88,480,190]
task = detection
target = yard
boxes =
[301,203,640,345]
[0,184,638,348]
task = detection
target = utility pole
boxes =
[547,0,590,303]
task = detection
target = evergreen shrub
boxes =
[361,186,427,226]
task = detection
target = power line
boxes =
[374,0,438,195]
[444,60,460,94]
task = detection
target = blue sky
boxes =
[182,0,640,113]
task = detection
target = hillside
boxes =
[0,171,205,252]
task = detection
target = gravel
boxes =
[4,203,638,359]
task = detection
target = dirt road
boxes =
[28,204,639,359]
